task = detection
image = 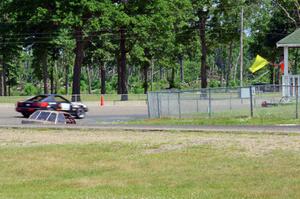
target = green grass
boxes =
[0,129,300,198]
[129,116,300,126]
[137,103,300,126]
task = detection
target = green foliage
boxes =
[23,83,38,96]
[0,0,299,96]
[209,79,221,88]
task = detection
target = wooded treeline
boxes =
[0,0,299,99]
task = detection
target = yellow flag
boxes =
[249,55,269,73]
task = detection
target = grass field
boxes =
[129,116,300,126]
[135,102,300,126]
[0,128,299,198]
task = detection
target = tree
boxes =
[0,0,23,96]
[7,0,62,94]
[57,0,113,101]
[190,0,213,88]
[250,0,299,84]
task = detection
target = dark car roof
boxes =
[27,94,69,102]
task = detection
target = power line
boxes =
[0,26,289,39]
[0,2,275,25]
[0,30,289,45]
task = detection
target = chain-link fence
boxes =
[147,85,300,119]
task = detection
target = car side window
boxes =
[47,113,57,122]
[37,112,50,121]
[29,95,47,102]
[57,113,65,124]
[54,96,69,103]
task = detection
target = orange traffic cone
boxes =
[100,95,104,106]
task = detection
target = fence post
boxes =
[229,91,232,110]
[296,86,298,119]
[178,92,181,119]
[167,93,170,115]
[208,88,212,118]
[250,86,254,118]
[156,92,161,118]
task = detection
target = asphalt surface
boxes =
[1,102,300,133]
[0,102,148,126]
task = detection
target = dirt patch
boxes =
[144,134,300,156]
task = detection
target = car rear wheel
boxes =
[22,112,31,118]
[75,107,85,119]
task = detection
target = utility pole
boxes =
[240,7,244,87]
[151,58,154,91]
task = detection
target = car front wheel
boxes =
[75,107,85,119]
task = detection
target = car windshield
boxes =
[54,96,70,103]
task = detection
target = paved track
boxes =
[1,102,300,133]
[0,102,148,126]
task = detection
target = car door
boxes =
[54,96,71,111]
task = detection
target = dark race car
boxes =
[16,94,88,119]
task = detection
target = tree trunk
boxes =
[160,66,163,80]
[143,49,151,94]
[41,48,49,94]
[100,63,106,95]
[50,67,54,94]
[7,69,10,96]
[65,65,69,95]
[0,56,3,96]
[54,62,58,94]
[143,63,149,95]
[150,58,154,91]
[294,49,299,75]
[120,28,128,101]
[2,39,6,96]
[198,10,208,88]
[3,61,6,96]
[71,28,84,102]
[169,68,176,89]
[233,53,240,84]
[220,71,224,87]
[179,55,184,83]
[226,42,233,88]
[87,66,92,94]
[117,54,122,94]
